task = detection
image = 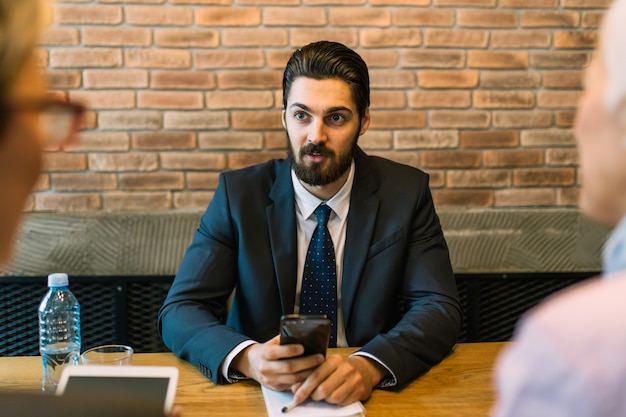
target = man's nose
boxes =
[307,119,328,144]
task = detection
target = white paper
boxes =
[261,385,365,417]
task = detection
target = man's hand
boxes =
[231,335,325,391]
[290,354,387,406]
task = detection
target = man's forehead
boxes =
[286,77,356,110]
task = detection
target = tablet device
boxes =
[57,365,179,415]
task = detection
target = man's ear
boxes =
[359,109,370,136]
[281,109,287,130]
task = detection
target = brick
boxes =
[89,153,158,172]
[499,0,557,6]
[35,194,102,211]
[408,90,471,108]
[367,151,420,168]
[33,175,50,192]
[103,192,172,210]
[582,11,605,28]
[493,111,552,128]
[99,111,162,130]
[81,111,97,129]
[392,9,455,27]
[434,0,495,5]
[418,70,478,88]
[82,27,151,46]
[468,51,529,69]
[229,151,288,169]
[164,111,229,130]
[42,153,87,171]
[421,151,481,168]
[196,50,264,69]
[264,7,326,26]
[232,110,283,130]
[554,31,598,49]
[514,168,576,187]
[155,29,219,48]
[556,111,577,127]
[329,8,391,26]
[84,69,148,88]
[460,130,519,148]
[125,49,191,69]
[370,90,407,109]
[132,132,196,150]
[401,49,465,68]
[371,0,429,5]
[53,4,122,24]
[537,91,581,109]
[521,11,580,27]
[119,172,184,190]
[370,111,426,129]
[290,29,358,48]
[45,70,81,89]
[206,91,274,109]
[448,170,510,188]
[265,131,289,149]
[186,172,220,190]
[474,91,535,109]
[36,49,48,67]
[546,148,578,166]
[426,170,445,188]
[174,192,214,209]
[125,6,193,25]
[69,132,130,152]
[50,48,122,68]
[395,130,459,149]
[495,189,555,206]
[521,129,576,146]
[151,71,216,89]
[424,29,488,48]
[430,111,490,128]
[138,91,203,109]
[531,52,590,68]
[359,131,393,150]
[196,7,262,26]
[222,28,289,46]
[217,71,282,89]
[561,0,611,7]
[40,27,79,46]
[171,0,232,3]
[491,31,551,49]
[484,150,544,167]
[51,173,117,191]
[70,91,136,110]
[198,132,263,150]
[359,49,399,68]
[371,70,416,88]
[433,190,494,207]
[458,10,518,28]
[543,71,583,88]
[266,49,295,70]
[557,188,579,206]
[480,71,541,88]
[361,29,422,47]
[161,152,227,170]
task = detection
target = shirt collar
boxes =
[291,160,355,222]
[603,213,626,277]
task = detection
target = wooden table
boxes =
[0,342,506,417]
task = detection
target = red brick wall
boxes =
[33,0,609,212]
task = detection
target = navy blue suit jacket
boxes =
[158,147,461,387]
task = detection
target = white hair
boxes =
[603,0,626,112]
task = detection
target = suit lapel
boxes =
[267,160,298,316]
[342,148,380,329]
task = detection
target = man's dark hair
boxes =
[282,41,370,119]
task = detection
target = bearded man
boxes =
[159,40,461,406]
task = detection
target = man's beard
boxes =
[287,132,358,187]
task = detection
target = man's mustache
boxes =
[300,143,333,157]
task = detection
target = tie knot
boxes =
[314,204,332,226]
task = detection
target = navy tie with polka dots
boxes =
[300,203,337,348]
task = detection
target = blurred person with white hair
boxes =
[491,0,626,416]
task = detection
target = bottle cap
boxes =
[48,273,69,287]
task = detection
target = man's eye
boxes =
[294,112,307,120]
[329,114,344,123]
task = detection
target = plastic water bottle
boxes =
[38,273,81,393]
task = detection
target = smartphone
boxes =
[279,314,331,357]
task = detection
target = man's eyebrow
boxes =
[289,103,353,115]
